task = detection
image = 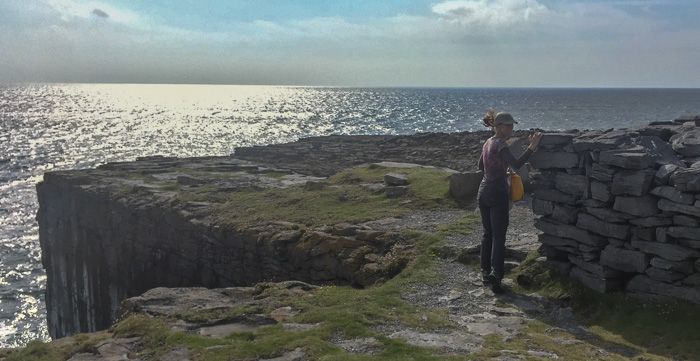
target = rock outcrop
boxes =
[38,130,516,339]
[532,116,700,304]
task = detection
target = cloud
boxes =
[431,0,549,27]
[91,8,108,18]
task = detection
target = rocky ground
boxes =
[10,195,643,361]
[8,130,668,360]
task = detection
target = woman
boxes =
[478,110,542,294]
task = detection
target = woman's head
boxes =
[483,110,517,138]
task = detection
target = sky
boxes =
[1,0,699,87]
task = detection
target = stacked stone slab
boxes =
[530,116,700,304]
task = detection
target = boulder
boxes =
[670,125,700,156]
[627,275,700,304]
[529,151,579,169]
[554,173,588,197]
[650,257,695,274]
[448,172,483,199]
[673,114,700,124]
[570,267,624,293]
[573,130,632,152]
[613,195,659,217]
[628,216,673,227]
[551,204,579,225]
[599,245,650,273]
[590,181,614,203]
[576,213,630,240]
[590,163,617,182]
[654,164,681,185]
[533,189,578,205]
[584,206,634,224]
[646,267,687,283]
[673,215,700,227]
[532,199,554,216]
[658,199,700,218]
[384,173,409,186]
[649,186,694,205]
[535,218,607,248]
[385,186,408,198]
[611,169,655,196]
[631,240,700,262]
[568,255,624,278]
[669,167,700,192]
[667,227,700,241]
[599,150,657,170]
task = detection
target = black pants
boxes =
[477,180,510,278]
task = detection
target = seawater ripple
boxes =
[0,84,698,347]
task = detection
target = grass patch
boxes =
[511,251,700,361]
[192,165,457,229]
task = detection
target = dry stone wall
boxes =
[530,115,700,304]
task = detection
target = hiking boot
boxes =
[487,271,503,294]
[481,270,490,284]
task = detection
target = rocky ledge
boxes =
[37,130,534,339]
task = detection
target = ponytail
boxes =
[482,109,495,129]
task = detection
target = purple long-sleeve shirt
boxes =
[478,137,533,182]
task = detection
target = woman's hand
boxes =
[528,132,543,151]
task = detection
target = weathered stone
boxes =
[551,204,579,224]
[576,213,630,240]
[658,198,700,218]
[535,218,607,248]
[538,132,578,149]
[573,130,632,152]
[655,227,668,243]
[669,167,700,192]
[534,189,578,205]
[611,169,655,196]
[385,186,408,198]
[529,151,579,169]
[631,240,700,262]
[628,216,673,227]
[332,223,360,237]
[584,207,634,224]
[449,172,483,199]
[555,173,587,197]
[667,226,700,241]
[304,180,325,190]
[599,245,650,273]
[646,267,686,283]
[678,239,700,250]
[684,273,700,286]
[674,114,700,124]
[599,150,657,170]
[590,181,614,203]
[673,214,700,227]
[538,233,579,253]
[650,257,695,274]
[577,199,608,208]
[568,255,624,278]
[627,275,700,304]
[670,125,700,156]
[532,198,554,216]
[649,186,694,205]
[613,195,659,217]
[654,164,680,185]
[631,227,656,242]
[384,173,409,186]
[590,163,617,182]
[570,267,624,293]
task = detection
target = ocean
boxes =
[1,84,699,347]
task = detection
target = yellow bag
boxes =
[510,173,524,202]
